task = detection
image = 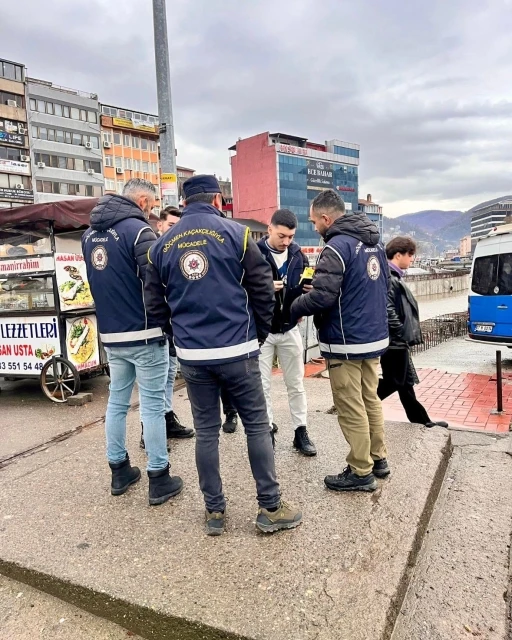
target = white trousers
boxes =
[259,326,308,429]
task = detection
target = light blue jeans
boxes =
[105,341,169,471]
[165,355,179,414]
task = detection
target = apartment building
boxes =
[27,78,103,203]
[100,104,160,210]
[0,58,33,209]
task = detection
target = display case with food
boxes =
[0,198,110,402]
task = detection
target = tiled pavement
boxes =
[298,361,511,434]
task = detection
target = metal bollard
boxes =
[496,350,503,413]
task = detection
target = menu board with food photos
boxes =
[55,253,94,311]
[65,315,100,372]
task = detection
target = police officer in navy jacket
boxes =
[291,189,390,493]
[82,178,183,506]
[145,175,302,536]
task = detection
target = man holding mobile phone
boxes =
[257,209,317,456]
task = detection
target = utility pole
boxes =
[153,0,178,208]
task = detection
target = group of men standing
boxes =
[82,174,396,537]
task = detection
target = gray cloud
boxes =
[2,0,512,214]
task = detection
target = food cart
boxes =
[0,198,109,402]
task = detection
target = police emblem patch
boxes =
[91,245,108,271]
[367,256,380,280]
[180,251,209,281]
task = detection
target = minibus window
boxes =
[497,253,512,295]
[472,255,498,295]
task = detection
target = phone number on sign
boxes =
[0,361,44,371]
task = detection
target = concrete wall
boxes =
[231,132,278,224]
[404,272,470,297]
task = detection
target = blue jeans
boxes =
[165,356,179,414]
[105,341,169,472]
[181,356,280,513]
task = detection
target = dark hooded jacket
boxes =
[82,195,164,348]
[290,213,389,360]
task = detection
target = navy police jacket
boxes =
[257,238,309,334]
[82,195,163,348]
[144,202,274,366]
[290,214,389,360]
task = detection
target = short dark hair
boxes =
[185,192,218,205]
[270,208,297,229]
[386,236,417,260]
[160,206,181,220]
[311,189,345,217]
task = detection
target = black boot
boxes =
[293,426,317,456]
[148,465,183,505]
[222,412,238,434]
[109,456,141,496]
[140,422,170,453]
[166,411,195,439]
[272,422,278,433]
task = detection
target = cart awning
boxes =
[0,199,99,236]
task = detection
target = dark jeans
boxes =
[180,356,280,513]
[220,387,237,416]
[377,378,431,425]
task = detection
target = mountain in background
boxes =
[394,210,463,235]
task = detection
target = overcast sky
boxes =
[2,0,512,216]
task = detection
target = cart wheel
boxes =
[40,357,81,403]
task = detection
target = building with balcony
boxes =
[28,78,103,203]
[0,58,34,209]
[358,193,383,237]
[229,132,359,247]
[100,104,160,209]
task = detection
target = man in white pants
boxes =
[257,209,317,456]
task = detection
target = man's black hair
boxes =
[185,192,218,205]
[386,236,417,260]
[160,206,181,220]
[311,189,346,216]
[270,208,297,229]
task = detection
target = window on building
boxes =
[63,105,70,118]
[39,127,48,141]
[53,103,63,117]
[124,158,132,170]
[141,114,148,122]
[104,155,114,167]
[47,129,55,142]
[0,91,24,107]
[36,100,45,112]
[113,132,121,145]
[149,141,157,152]
[115,156,122,169]
[132,136,140,149]
[0,146,28,161]
[126,111,133,119]
[46,102,54,115]
[87,160,101,173]
[105,179,115,190]
[70,107,80,120]
[148,116,156,124]
[75,158,84,172]
[134,113,141,120]
[119,110,126,118]
[87,110,97,124]
[64,131,72,144]
[72,132,82,146]
[151,162,157,174]
[116,181,124,194]
[123,134,131,147]
[80,109,87,122]
[89,136,99,149]
[141,138,148,151]
[142,161,149,172]
[29,98,36,111]
[134,159,141,171]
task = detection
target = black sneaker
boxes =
[109,456,141,496]
[425,420,449,428]
[324,467,377,492]
[272,422,278,433]
[293,426,317,457]
[372,458,390,479]
[166,411,195,439]
[147,465,183,505]
[222,412,238,434]
[140,422,170,453]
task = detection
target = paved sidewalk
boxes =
[382,368,511,434]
